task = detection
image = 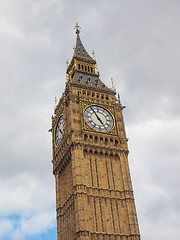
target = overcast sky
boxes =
[0,0,180,239]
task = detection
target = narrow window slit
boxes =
[116,201,121,233]
[111,162,115,189]
[94,199,98,232]
[106,161,110,189]
[90,159,94,187]
[99,199,104,232]
[95,159,99,187]
[111,202,116,233]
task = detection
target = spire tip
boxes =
[74,22,81,34]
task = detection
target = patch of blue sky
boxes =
[0,215,56,240]
[26,226,57,240]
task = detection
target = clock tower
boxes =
[51,24,141,240]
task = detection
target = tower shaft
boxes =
[52,26,141,240]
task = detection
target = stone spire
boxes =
[73,23,95,62]
[66,24,115,94]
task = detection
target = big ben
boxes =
[51,23,141,240]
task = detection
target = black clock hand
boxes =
[90,107,103,124]
[58,126,63,135]
[90,107,108,130]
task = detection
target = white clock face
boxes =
[84,105,114,132]
[55,115,65,146]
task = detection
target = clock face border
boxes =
[54,114,65,147]
[81,101,118,135]
[84,105,114,132]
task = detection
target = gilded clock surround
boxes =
[53,109,67,155]
[54,114,65,146]
[51,24,141,240]
[82,102,117,135]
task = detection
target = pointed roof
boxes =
[66,24,115,94]
[67,23,96,69]
[73,23,94,62]
[71,71,114,93]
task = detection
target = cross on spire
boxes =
[74,22,81,34]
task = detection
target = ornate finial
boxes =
[92,50,95,59]
[54,97,58,111]
[74,22,81,34]
[118,93,120,101]
[66,61,69,82]
[111,78,116,91]
[92,50,98,73]
[54,97,57,105]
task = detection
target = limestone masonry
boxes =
[51,24,141,240]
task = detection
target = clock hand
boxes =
[90,107,103,124]
[90,107,108,131]
[58,126,63,135]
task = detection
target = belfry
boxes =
[51,24,141,240]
